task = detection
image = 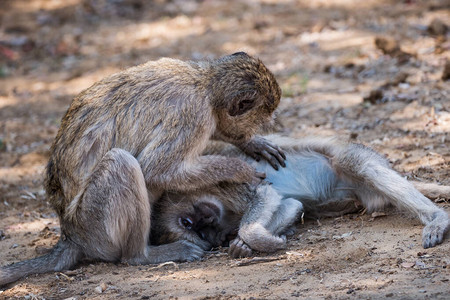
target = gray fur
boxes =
[153,135,450,257]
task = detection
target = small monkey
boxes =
[152,135,450,258]
[0,53,285,286]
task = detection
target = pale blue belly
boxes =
[250,152,338,204]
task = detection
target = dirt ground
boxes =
[1,0,449,299]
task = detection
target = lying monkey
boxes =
[152,135,450,257]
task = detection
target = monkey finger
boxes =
[228,239,239,257]
[256,171,266,179]
[244,149,261,162]
[229,238,243,257]
[178,240,205,261]
[277,145,287,160]
[422,225,444,248]
[229,238,252,258]
[260,150,280,170]
[264,144,287,168]
[271,144,287,166]
[251,172,266,185]
[235,245,252,258]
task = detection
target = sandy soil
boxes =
[0,0,449,299]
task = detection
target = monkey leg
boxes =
[235,185,291,254]
[266,198,303,236]
[232,197,302,258]
[334,144,449,248]
[67,148,204,264]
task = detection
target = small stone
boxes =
[375,36,400,55]
[401,262,415,268]
[100,282,107,291]
[428,19,447,36]
[350,132,358,139]
[374,36,412,63]
[415,260,426,269]
[363,89,383,104]
[94,283,107,294]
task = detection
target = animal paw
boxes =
[422,211,449,248]
[177,240,205,262]
[238,136,286,170]
[229,237,253,258]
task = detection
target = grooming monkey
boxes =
[0,53,286,286]
[152,135,450,258]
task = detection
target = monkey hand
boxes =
[237,136,286,170]
[251,170,267,185]
[225,157,266,185]
[170,240,205,262]
[228,237,253,258]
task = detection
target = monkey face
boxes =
[211,53,281,144]
[152,194,235,250]
[214,100,275,144]
[179,200,221,232]
[177,197,240,248]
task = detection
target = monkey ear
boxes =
[229,98,256,116]
[231,51,249,57]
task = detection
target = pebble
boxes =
[94,283,107,294]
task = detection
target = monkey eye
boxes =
[179,217,194,230]
[229,98,256,116]
[239,99,253,110]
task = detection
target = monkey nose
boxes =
[204,216,215,224]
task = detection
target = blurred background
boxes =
[0,0,449,298]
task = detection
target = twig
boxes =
[63,270,79,276]
[57,272,74,281]
[147,261,179,270]
[233,256,284,267]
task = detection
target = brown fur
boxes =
[1,53,284,286]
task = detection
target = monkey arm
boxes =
[145,155,264,192]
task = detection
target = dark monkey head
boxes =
[207,52,282,143]
[152,193,238,250]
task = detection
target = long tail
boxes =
[0,239,82,286]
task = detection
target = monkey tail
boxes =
[0,239,82,287]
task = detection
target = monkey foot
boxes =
[229,237,252,258]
